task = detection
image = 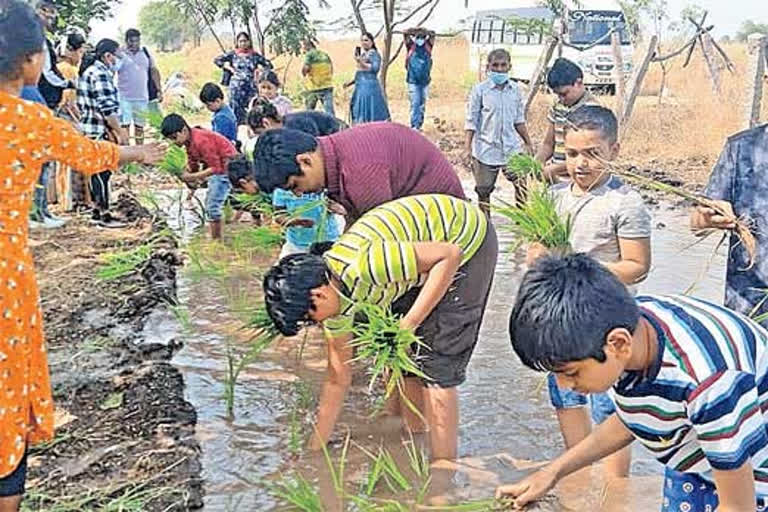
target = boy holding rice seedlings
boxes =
[535,58,601,183]
[500,253,768,512]
[527,105,652,479]
[691,124,768,327]
[250,123,464,224]
[160,113,237,239]
[464,48,533,213]
[262,194,498,461]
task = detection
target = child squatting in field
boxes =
[500,253,768,512]
[262,194,498,460]
[528,105,652,479]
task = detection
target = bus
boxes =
[467,0,634,93]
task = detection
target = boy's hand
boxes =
[526,242,550,266]
[286,218,315,228]
[495,465,559,508]
[692,200,737,230]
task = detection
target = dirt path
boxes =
[25,188,203,511]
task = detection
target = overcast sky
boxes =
[90,0,768,42]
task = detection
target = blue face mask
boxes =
[415,37,425,47]
[111,57,123,73]
[489,70,508,85]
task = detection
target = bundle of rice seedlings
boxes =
[231,192,276,218]
[494,184,572,253]
[230,225,283,255]
[506,153,543,181]
[157,144,187,178]
[349,303,431,417]
[97,243,154,281]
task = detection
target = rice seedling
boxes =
[348,303,431,418]
[749,289,768,324]
[288,380,315,455]
[494,185,572,253]
[416,499,515,511]
[223,305,281,417]
[96,242,154,281]
[120,162,144,175]
[358,445,411,495]
[505,153,543,181]
[184,238,231,282]
[232,192,276,218]
[269,474,325,512]
[157,144,188,178]
[229,225,284,256]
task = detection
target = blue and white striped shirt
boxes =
[610,295,768,494]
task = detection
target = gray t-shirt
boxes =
[551,175,651,267]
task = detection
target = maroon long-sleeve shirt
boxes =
[317,122,465,221]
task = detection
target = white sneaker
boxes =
[29,219,45,229]
[45,213,68,225]
[42,217,65,229]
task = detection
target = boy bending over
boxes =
[501,253,768,512]
[263,194,498,460]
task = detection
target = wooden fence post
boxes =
[611,32,626,120]
[700,32,723,97]
[621,35,658,133]
[524,36,558,117]
[743,33,767,130]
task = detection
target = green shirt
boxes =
[304,49,333,92]
[324,194,487,319]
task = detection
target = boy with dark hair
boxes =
[536,57,601,183]
[263,194,498,460]
[199,82,237,144]
[251,122,464,223]
[527,104,651,479]
[465,48,533,213]
[161,113,237,239]
[499,253,768,512]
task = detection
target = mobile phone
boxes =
[354,46,361,57]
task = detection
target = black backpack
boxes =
[143,47,159,101]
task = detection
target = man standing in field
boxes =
[690,124,768,326]
[403,27,435,131]
[465,48,533,213]
[117,29,163,145]
[302,40,335,116]
[536,58,601,182]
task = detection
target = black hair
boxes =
[227,154,253,189]
[160,113,190,138]
[66,32,86,51]
[547,57,583,89]
[361,31,378,51]
[565,105,619,145]
[0,0,45,80]
[259,70,280,87]
[246,97,281,132]
[125,28,140,41]
[509,253,640,372]
[95,38,119,60]
[263,253,330,336]
[236,32,251,45]
[487,48,510,63]
[199,81,224,103]
[252,128,318,194]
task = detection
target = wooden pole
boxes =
[743,33,767,130]
[524,36,558,117]
[700,32,723,97]
[621,35,658,132]
[611,32,626,120]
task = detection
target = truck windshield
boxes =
[567,10,630,45]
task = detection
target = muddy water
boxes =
[161,186,726,510]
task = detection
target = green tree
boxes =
[53,0,122,35]
[263,0,316,56]
[736,20,768,42]
[139,0,185,51]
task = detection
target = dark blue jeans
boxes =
[407,83,429,130]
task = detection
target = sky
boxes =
[90,0,768,43]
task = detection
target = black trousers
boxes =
[90,170,112,211]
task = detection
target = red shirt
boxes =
[317,122,464,222]
[187,127,237,175]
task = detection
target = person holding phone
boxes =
[346,32,389,124]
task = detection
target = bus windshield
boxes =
[567,10,630,45]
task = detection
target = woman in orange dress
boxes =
[0,1,164,508]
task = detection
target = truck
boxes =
[466,0,634,93]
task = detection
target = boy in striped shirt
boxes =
[501,253,768,512]
[263,194,498,461]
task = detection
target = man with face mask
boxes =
[403,27,435,130]
[77,38,127,226]
[465,48,533,214]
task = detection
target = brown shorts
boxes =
[392,225,498,388]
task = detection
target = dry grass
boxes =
[155,36,768,185]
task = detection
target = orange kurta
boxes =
[0,90,119,477]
